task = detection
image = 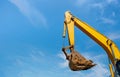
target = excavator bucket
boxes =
[62,48,96,71]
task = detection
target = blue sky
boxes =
[0,0,120,77]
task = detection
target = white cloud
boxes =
[78,54,110,77]
[18,70,35,77]
[107,32,120,40]
[58,52,68,68]
[28,50,47,64]
[76,0,89,6]
[75,0,119,18]
[112,12,116,17]
[58,52,66,60]
[85,54,110,77]
[14,50,46,67]
[106,0,118,4]
[88,64,109,77]
[59,60,68,68]
[100,17,115,25]
[92,2,104,9]
[91,2,105,15]
[9,0,47,26]
[58,52,110,77]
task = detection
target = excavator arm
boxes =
[62,11,120,77]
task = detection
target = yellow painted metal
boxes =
[73,17,120,65]
[63,23,67,38]
[63,11,75,46]
[63,11,120,77]
[109,64,114,77]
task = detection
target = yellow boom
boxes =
[62,11,120,77]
